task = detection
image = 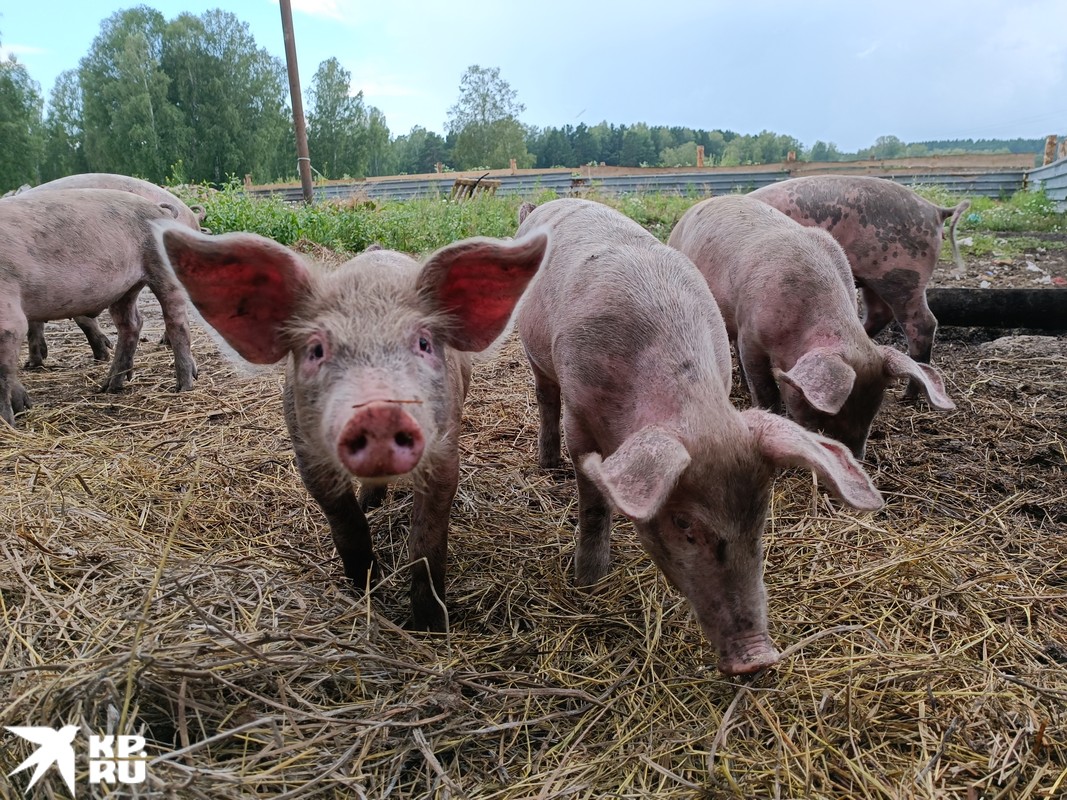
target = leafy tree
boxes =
[307,57,368,178]
[659,141,699,167]
[619,123,658,167]
[162,10,291,183]
[807,140,842,162]
[79,6,179,182]
[392,125,449,174]
[41,69,88,180]
[447,65,531,169]
[364,106,392,176]
[0,51,43,190]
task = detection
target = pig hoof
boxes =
[23,359,45,370]
[405,611,447,633]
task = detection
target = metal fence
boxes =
[249,168,1029,204]
[1027,156,1067,211]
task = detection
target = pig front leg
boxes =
[25,322,48,369]
[892,294,937,401]
[148,274,197,391]
[567,420,613,588]
[407,451,458,631]
[99,285,145,393]
[284,387,378,589]
[859,287,894,338]
[531,363,563,469]
[738,342,783,413]
[74,315,113,362]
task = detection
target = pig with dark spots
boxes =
[0,188,198,425]
[750,175,970,399]
[516,198,883,676]
[156,225,549,631]
[11,173,207,369]
[669,195,955,459]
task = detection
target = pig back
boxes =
[19,173,203,232]
[516,199,734,399]
[0,188,173,320]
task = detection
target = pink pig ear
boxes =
[156,225,313,364]
[744,409,883,511]
[879,346,956,410]
[581,426,692,521]
[773,348,855,414]
[416,228,549,352]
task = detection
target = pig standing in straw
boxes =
[0,188,199,425]
[515,198,883,675]
[749,175,970,399]
[12,173,208,369]
[156,225,549,631]
[668,195,954,459]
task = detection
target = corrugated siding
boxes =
[1027,157,1067,211]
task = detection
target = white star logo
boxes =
[5,726,79,796]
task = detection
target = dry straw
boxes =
[1,283,1064,799]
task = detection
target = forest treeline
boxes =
[0,7,1046,192]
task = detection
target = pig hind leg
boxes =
[739,342,783,412]
[99,285,145,393]
[359,485,389,512]
[0,296,30,424]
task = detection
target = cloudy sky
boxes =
[2,0,1065,152]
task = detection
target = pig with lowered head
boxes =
[516,198,883,675]
[10,173,207,369]
[669,195,955,459]
[0,188,198,425]
[156,225,549,631]
[749,175,970,398]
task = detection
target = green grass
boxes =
[177,183,1066,259]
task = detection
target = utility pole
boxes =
[280,0,314,204]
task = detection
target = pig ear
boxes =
[416,228,549,352]
[878,346,956,410]
[773,348,855,414]
[743,409,883,511]
[581,427,691,522]
[156,224,313,364]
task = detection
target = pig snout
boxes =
[717,631,781,676]
[337,402,425,478]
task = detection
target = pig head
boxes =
[156,225,549,630]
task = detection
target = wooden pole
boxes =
[1043,135,1057,166]
[280,0,314,204]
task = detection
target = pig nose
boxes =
[718,632,780,676]
[338,403,425,478]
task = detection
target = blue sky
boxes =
[2,0,1065,153]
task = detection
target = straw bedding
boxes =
[0,250,1063,799]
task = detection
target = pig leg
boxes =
[0,297,30,425]
[859,287,895,338]
[147,274,197,391]
[406,438,459,631]
[284,388,378,589]
[74,315,112,362]
[891,294,937,401]
[532,363,563,469]
[738,342,782,413]
[99,285,145,393]
[567,419,613,587]
[24,322,48,369]
[359,485,388,512]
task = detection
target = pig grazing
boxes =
[0,188,198,425]
[669,195,955,459]
[749,175,970,397]
[516,198,883,675]
[12,173,207,369]
[156,225,549,631]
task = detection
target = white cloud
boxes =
[855,41,879,59]
[0,43,46,60]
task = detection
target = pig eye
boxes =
[418,335,433,354]
[672,514,692,531]
[306,337,327,364]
